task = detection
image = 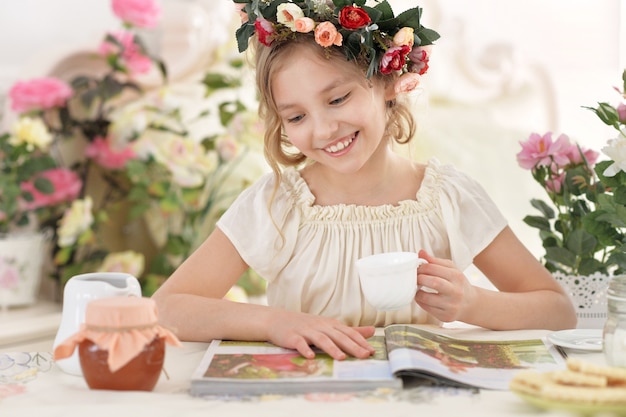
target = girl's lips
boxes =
[324,133,356,154]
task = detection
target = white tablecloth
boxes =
[0,329,608,417]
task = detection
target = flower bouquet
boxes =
[517,69,626,327]
[1,0,266,298]
[517,70,626,277]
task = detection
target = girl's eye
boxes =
[287,114,304,123]
[330,93,350,105]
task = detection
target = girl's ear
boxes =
[384,81,398,101]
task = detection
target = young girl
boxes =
[152,0,576,360]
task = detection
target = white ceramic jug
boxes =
[52,272,142,375]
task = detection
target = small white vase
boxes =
[0,231,49,308]
[553,271,610,329]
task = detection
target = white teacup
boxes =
[356,252,427,311]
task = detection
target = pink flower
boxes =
[235,3,248,24]
[254,18,276,47]
[566,144,599,166]
[0,258,19,290]
[8,77,73,113]
[99,30,153,76]
[85,136,136,169]
[516,132,572,170]
[545,172,566,194]
[295,17,315,33]
[111,0,161,28]
[314,21,343,47]
[617,102,626,123]
[407,45,432,75]
[394,73,422,94]
[380,45,411,75]
[20,168,82,210]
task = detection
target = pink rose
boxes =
[516,132,572,170]
[545,172,565,194]
[379,45,411,75]
[99,30,153,76]
[394,73,422,94]
[111,0,161,28]
[314,21,343,47]
[85,136,136,169]
[566,144,599,166]
[254,18,276,47]
[407,45,432,75]
[235,3,248,24]
[295,17,315,33]
[9,77,73,113]
[20,168,82,210]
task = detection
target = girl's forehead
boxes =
[272,47,361,87]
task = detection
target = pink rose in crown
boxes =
[111,0,161,28]
[254,17,276,47]
[314,21,343,47]
[8,77,73,113]
[407,45,432,75]
[85,136,136,169]
[19,168,82,210]
[380,45,411,75]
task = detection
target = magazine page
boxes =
[190,336,401,396]
[383,324,565,390]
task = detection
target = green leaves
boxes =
[521,73,626,275]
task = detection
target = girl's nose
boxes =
[312,110,339,142]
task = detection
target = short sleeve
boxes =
[216,171,302,281]
[431,161,508,269]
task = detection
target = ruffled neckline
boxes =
[282,158,445,221]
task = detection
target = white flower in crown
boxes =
[276,3,304,31]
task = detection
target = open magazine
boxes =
[189,324,565,396]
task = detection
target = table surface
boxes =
[0,325,614,417]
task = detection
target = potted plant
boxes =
[516,69,626,327]
[1,0,267,303]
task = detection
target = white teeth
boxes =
[325,136,354,153]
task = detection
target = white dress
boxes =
[216,158,507,327]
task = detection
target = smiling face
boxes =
[270,44,393,176]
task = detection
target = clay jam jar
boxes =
[53,296,181,391]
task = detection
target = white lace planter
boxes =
[0,231,48,308]
[553,271,610,329]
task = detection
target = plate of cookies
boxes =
[510,358,626,416]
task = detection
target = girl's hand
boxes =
[414,249,478,323]
[266,312,376,361]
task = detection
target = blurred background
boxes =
[0,0,624,261]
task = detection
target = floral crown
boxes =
[233,0,440,90]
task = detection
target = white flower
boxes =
[133,132,218,187]
[57,197,94,247]
[98,250,145,277]
[276,3,304,31]
[9,117,53,151]
[601,134,626,177]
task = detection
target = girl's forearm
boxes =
[461,287,576,331]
